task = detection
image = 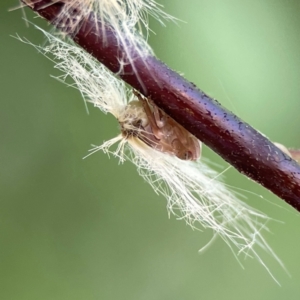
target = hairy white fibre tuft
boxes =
[19,27,286,283]
[22,0,175,63]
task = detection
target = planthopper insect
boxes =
[119,91,201,161]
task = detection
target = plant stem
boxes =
[21,0,300,211]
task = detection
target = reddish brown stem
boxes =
[21,0,300,211]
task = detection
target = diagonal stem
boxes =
[21,0,300,211]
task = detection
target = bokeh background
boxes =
[1,0,300,299]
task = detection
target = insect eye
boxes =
[184,151,193,160]
[132,119,142,128]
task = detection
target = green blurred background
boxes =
[1,0,300,299]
